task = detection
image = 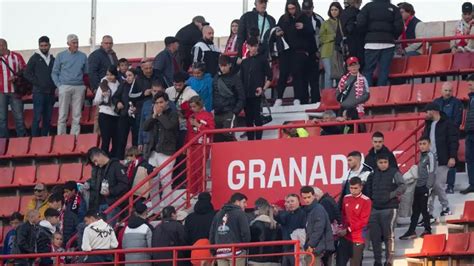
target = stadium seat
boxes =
[406,234,446,258]
[51,134,76,155]
[0,196,20,217]
[80,106,92,125]
[13,165,36,186]
[457,80,469,101]
[458,139,466,163]
[416,53,453,77]
[461,53,474,74]
[311,88,340,112]
[438,233,470,257]
[59,163,83,182]
[409,83,435,104]
[388,57,406,78]
[393,113,422,131]
[28,136,53,156]
[19,195,35,215]
[450,53,472,74]
[447,201,474,225]
[453,232,474,256]
[365,86,390,107]
[0,167,14,187]
[399,55,430,78]
[36,164,60,184]
[429,42,451,54]
[0,138,6,155]
[368,114,396,132]
[82,164,92,181]
[387,84,412,105]
[50,107,59,127]
[74,133,99,154]
[2,137,30,158]
[434,80,459,99]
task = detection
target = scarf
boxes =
[337,72,366,115]
[127,157,144,182]
[455,19,471,47]
[401,16,414,49]
[225,34,238,53]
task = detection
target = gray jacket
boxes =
[123,215,153,266]
[304,201,334,255]
[336,75,370,109]
[417,151,436,188]
[153,49,175,88]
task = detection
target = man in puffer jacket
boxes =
[12,210,40,265]
[123,202,153,266]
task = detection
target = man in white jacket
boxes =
[82,210,118,263]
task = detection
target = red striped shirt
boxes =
[0,51,26,94]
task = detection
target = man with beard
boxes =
[192,25,221,76]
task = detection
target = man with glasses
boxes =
[25,183,50,219]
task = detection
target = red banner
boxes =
[210,131,414,208]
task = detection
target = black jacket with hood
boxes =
[356,0,404,44]
[319,193,341,224]
[209,204,251,246]
[423,113,459,166]
[237,8,276,58]
[13,221,37,255]
[184,196,216,245]
[240,54,272,98]
[101,158,130,206]
[24,52,56,94]
[365,145,399,170]
[366,167,406,210]
[277,5,315,53]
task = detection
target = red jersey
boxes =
[185,110,215,143]
[342,193,372,244]
[0,51,26,94]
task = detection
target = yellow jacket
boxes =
[25,197,49,220]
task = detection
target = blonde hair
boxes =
[254,198,277,229]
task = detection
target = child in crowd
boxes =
[125,146,155,200]
[400,137,435,240]
[118,58,130,82]
[51,232,66,265]
[2,212,23,255]
[240,37,272,140]
[187,62,213,111]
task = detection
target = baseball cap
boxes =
[346,56,359,66]
[302,0,314,10]
[164,36,179,46]
[462,2,473,14]
[424,102,441,112]
[34,183,46,191]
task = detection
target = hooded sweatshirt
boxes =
[187,73,214,111]
[37,220,57,264]
[123,215,153,266]
[81,219,118,251]
[185,197,216,245]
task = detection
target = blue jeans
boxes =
[466,134,474,186]
[0,93,26,138]
[363,47,395,86]
[322,57,333,89]
[446,167,456,188]
[32,92,55,137]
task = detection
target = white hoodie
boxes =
[81,219,118,252]
[39,220,56,234]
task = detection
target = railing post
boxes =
[114,251,119,266]
[173,249,178,266]
[202,134,208,192]
[294,240,300,266]
[56,255,60,266]
[232,246,236,265]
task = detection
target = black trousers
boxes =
[307,53,321,103]
[244,97,263,140]
[276,50,309,104]
[214,111,236,142]
[336,238,364,266]
[408,186,431,233]
[99,112,119,158]
[116,115,138,160]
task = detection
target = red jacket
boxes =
[185,110,215,143]
[342,193,372,244]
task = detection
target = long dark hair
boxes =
[328,2,343,19]
[283,0,302,21]
[229,19,239,37]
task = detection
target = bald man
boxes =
[0,38,27,138]
[191,25,221,76]
[434,81,463,194]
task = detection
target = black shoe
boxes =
[440,207,452,216]
[461,186,474,194]
[420,230,432,238]
[399,231,417,240]
[418,215,436,226]
[446,187,454,194]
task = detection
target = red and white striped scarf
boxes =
[337,72,367,115]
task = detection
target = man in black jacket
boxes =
[210,193,250,266]
[300,186,334,266]
[153,37,180,88]
[337,0,365,68]
[24,36,56,137]
[236,0,276,59]
[176,16,207,71]
[423,103,459,216]
[88,35,118,92]
[365,154,406,266]
[213,55,245,142]
[462,75,474,194]
[63,181,87,246]
[87,147,130,226]
[37,208,61,265]
[357,0,403,86]
[13,210,40,265]
[365,131,399,170]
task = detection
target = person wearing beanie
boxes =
[185,192,216,245]
[123,202,153,266]
[24,35,56,136]
[451,2,474,53]
[153,36,180,88]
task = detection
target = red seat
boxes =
[434,80,459,99]
[13,165,36,186]
[369,114,395,132]
[393,113,421,131]
[365,86,390,107]
[3,137,30,158]
[311,89,340,112]
[460,53,474,74]
[51,134,76,155]
[388,57,406,78]
[387,84,412,105]
[439,233,470,256]
[450,53,472,74]
[82,164,92,181]
[416,54,453,76]
[0,167,14,187]
[430,41,451,54]
[397,55,430,78]
[28,136,53,156]
[82,106,96,126]
[0,138,6,155]
[458,139,466,163]
[457,80,469,101]
[23,109,34,129]
[36,164,60,184]
[80,106,92,125]
[19,195,35,215]
[74,133,99,154]
[447,201,474,225]
[59,163,83,182]
[453,232,474,256]
[406,234,446,258]
[50,107,59,127]
[409,83,435,104]
[0,196,20,217]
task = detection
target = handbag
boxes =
[336,19,350,58]
[330,20,346,80]
[260,96,273,125]
[0,57,32,96]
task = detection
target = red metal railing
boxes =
[1,240,312,266]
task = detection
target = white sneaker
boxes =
[273,99,283,107]
[293,99,301,106]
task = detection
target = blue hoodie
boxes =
[186,73,213,111]
[3,228,16,255]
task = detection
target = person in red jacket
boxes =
[186,95,215,194]
[336,176,372,266]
